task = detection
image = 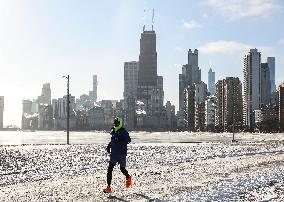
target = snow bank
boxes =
[1,140,284,201]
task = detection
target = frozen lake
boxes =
[0,130,283,145]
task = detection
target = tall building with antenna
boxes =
[138,9,157,86]
[137,9,164,128]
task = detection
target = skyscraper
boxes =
[165,101,176,130]
[184,85,195,131]
[0,96,4,129]
[57,98,67,119]
[195,102,205,131]
[188,49,201,84]
[260,63,271,106]
[205,96,216,131]
[223,77,243,131]
[195,81,207,104]
[178,49,201,129]
[38,83,51,105]
[194,81,207,131]
[179,64,192,113]
[267,57,276,93]
[215,80,224,130]
[243,48,261,130]
[137,28,164,117]
[89,75,97,102]
[124,61,139,129]
[138,30,157,86]
[215,77,243,131]
[208,68,216,95]
[124,61,139,99]
[52,99,59,119]
[22,100,32,114]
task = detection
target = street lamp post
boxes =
[63,75,70,145]
[232,114,235,142]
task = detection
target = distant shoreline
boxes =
[0,128,20,131]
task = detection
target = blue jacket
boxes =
[108,127,131,156]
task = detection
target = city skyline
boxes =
[1,0,284,126]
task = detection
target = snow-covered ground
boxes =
[0,132,284,201]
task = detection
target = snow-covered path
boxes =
[1,141,284,201]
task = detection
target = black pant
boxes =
[107,162,130,186]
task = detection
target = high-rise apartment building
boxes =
[243,48,261,130]
[260,63,271,106]
[195,102,205,131]
[223,77,243,131]
[254,106,278,132]
[205,96,216,131]
[194,81,207,131]
[165,101,176,130]
[208,68,216,95]
[195,81,208,104]
[216,77,243,131]
[184,85,195,131]
[215,80,224,130]
[179,64,192,113]
[0,96,4,129]
[267,57,276,93]
[89,75,97,102]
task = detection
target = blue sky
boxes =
[1,0,284,126]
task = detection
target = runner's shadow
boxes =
[108,195,129,202]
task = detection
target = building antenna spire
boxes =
[152,8,155,31]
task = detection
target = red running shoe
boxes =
[103,185,111,193]
[126,176,132,188]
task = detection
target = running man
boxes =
[103,117,132,193]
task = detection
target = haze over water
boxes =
[0,131,262,145]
